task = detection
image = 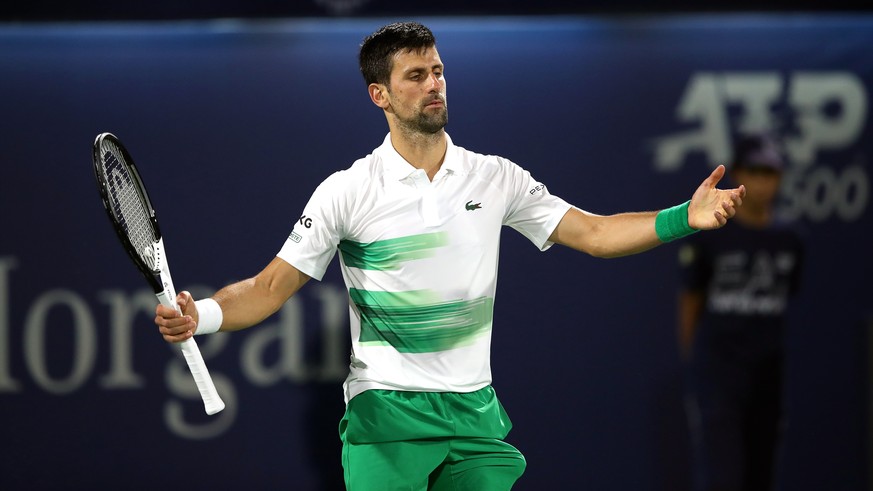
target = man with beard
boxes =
[154,22,746,490]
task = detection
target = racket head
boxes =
[93,132,165,293]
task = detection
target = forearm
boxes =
[678,290,704,359]
[586,211,662,258]
[551,208,662,258]
[206,257,309,332]
[210,277,287,331]
[677,320,697,359]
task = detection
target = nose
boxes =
[427,72,442,91]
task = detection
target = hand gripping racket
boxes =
[93,133,225,415]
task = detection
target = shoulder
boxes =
[452,143,526,181]
[316,153,380,194]
[456,144,512,168]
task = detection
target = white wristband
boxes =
[194,298,223,335]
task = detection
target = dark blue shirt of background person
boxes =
[678,133,804,491]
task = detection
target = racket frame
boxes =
[93,132,225,415]
[93,134,165,293]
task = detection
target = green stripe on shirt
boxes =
[338,232,448,271]
[349,289,493,353]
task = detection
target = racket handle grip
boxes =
[156,288,224,415]
[179,337,226,415]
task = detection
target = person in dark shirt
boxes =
[678,133,804,491]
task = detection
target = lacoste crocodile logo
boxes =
[465,200,482,211]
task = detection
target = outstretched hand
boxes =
[688,165,746,230]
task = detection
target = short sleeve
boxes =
[277,172,350,281]
[500,158,572,251]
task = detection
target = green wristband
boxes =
[655,200,698,243]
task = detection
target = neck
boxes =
[389,125,447,180]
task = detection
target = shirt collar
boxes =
[376,132,466,181]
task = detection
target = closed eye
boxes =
[406,67,443,82]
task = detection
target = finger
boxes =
[702,164,726,188]
[177,290,191,309]
[713,210,727,226]
[155,303,181,318]
[176,291,194,316]
[731,191,743,207]
[156,314,195,335]
[162,329,193,344]
[154,312,193,328]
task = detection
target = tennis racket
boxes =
[93,132,225,415]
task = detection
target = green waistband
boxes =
[339,386,513,444]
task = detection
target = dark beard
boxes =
[403,106,448,135]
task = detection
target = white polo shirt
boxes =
[278,133,572,402]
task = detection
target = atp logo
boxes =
[650,72,869,223]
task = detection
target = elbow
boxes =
[585,243,622,259]
[574,230,641,259]
[252,259,308,315]
[250,275,290,318]
[572,224,618,259]
[559,236,616,259]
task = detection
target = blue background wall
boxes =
[1,15,871,490]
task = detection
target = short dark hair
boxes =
[359,22,436,86]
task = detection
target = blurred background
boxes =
[1,1,871,490]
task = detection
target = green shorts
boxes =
[339,386,526,490]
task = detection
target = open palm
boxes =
[688,165,746,230]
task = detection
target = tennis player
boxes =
[155,22,745,490]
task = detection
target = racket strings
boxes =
[100,142,159,271]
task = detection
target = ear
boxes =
[368,83,390,109]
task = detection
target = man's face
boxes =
[383,46,447,134]
[732,166,782,209]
